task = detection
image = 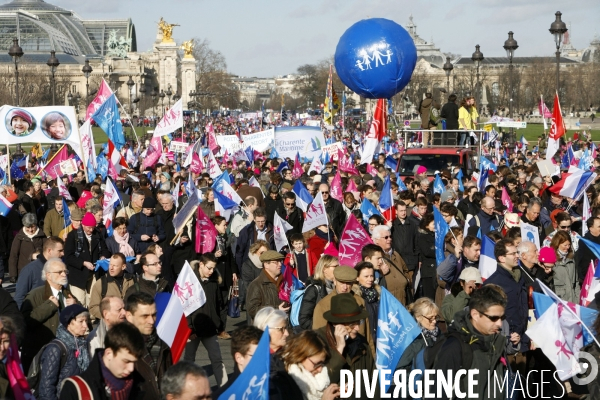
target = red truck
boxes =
[397,147,477,180]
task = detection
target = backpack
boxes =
[27,339,68,395]
[63,376,94,400]
[133,213,159,235]
[290,283,321,330]
[410,331,473,399]
[430,107,441,125]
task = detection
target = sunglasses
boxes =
[558,225,572,229]
[321,191,329,195]
[480,311,506,322]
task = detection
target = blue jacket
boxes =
[483,264,530,351]
[127,212,166,253]
[14,255,45,309]
[467,210,500,237]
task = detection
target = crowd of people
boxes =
[0,114,599,399]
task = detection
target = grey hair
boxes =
[160,361,207,399]
[42,258,66,281]
[517,241,536,255]
[244,196,257,206]
[88,204,102,214]
[420,178,430,186]
[253,307,288,331]
[528,197,543,209]
[22,213,37,227]
[159,192,175,204]
[372,224,391,240]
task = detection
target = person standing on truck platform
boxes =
[441,94,459,138]
[419,93,440,148]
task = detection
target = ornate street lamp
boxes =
[151,87,158,119]
[8,38,23,106]
[471,45,484,110]
[126,76,135,115]
[159,90,165,116]
[549,11,568,94]
[442,57,453,95]
[503,31,519,144]
[46,50,60,105]
[166,85,173,108]
[82,59,93,107]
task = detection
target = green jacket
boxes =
[43,208,65,238]
[441,290,470,324]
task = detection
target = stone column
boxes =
[155,41,178,98]
[181,56,196,110]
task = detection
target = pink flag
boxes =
[580,261,596,306]
[330,172,343,202]
[86,79,114,121]
[42,146,70,180]
[253,149,264,161]
[501,187,513,212]
[292,153,303,179]
[338,214,373,267]
[190,152,204,174]
[195,206,218,253]
[222,150,230,164]
[279,263,294,302]
[56,176,72,200]
[142,136,163,170]
[346,179,358,193]
[323,242,339,257]
[207,124,220,154]
[6,333,33,399]
[538,97,552,118]
[366,163,378,176]
[339,154,359,175]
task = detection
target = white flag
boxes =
[207,151,221,179]
[308,153,323,174]
[525,302,581,380]
[56,176,72,201]
[583,193,591,236]
[302,192,329,233]
[102,178,119,225]
[172,260,206,316]
[273,213,293,251]
[80,119,97,169]
[248,176,265,198]
[153,98,183,137]
[220,181,244,205]
[360,138,378,165]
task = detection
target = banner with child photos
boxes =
[0,105,84,161]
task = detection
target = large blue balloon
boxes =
[334,18,417,99]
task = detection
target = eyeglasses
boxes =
[421,315,439,323]
[343,319,364,327]
[321,191,329,195]
[285,202,295,206]
[50,270,69,275]
[558,225,572,230]
[202,265,215,271]
[480,311,506,322]
[368,223,378,227]
[505,252,518,256]
[147,261,162,267]
[268,326,287,334]
[381,235,392,240]
[307,358,326,370]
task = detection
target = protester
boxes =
[297,255,337,331]
[88,253,135,320]
[246,250,288,321]
[9,213,46,281]
[397,297,441,370]
[87,296,126,356]
[160,361,211,400]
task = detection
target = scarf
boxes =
[99,350,134,400]
[325,279,334,295]
[361,285,378,303]
[143,331,160,372]
[557,249,568,261]
[287,363,330,400]
[56,324,91,372]
[509,267,521,282]
[249,253,263,269]
[421,326,441,343]
[24,227,39,239]
[114,232,135,257]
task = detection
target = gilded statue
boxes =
[181,40,194,58]
[158,17,179,43]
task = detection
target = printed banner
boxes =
[216,129,274,155]
[274,126,325,160]
[321,142,344,161]
[0,105,84,161]
[153,99,183,137]
[173,189,199,234]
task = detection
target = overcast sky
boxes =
[50,0,599,77]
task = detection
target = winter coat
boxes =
[214,233,238,293]
[124,274,171,299]
[307,231,329,267]
[43,208,65,238]
[441,289,470,324]
[64,227,111,289]
[105,234,142,273]
[440,101,459,130]
[284,249,315,282]
[135,335,172,399]
[0,287,25,345]
[553,255,577,303]
[437,253,479,287]
[382,251,411,305]
[274,205,304,236]
[246,269,281,321]
[87,319,107,359]
[467,209,500,237]
[391,217,419,270]
[483,264,530,351]
[298,277,329,331]
[88,274,135,319]
[20,282,78,371]
[396,332,436,371]
[324,197,346,239]
[187,261,222,338]
[433,310,506,400]
[14,254,46,308]
[156,207,176,246]
[235,221,275,270]
[264,195,283,224]
[415,228,437,278]
[199,201,216,220]
[59,350,146,400]
[241,255,262,285]
[38,325,90,400]
[457,198,478,219]
[8,227,46,278]
[127,212,166,253]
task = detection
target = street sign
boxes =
[404,120,410,126]
[497,121,527,129]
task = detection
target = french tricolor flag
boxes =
[479,235,497,280]
[548,168,597,199]
[157,261,205,362]
[0,193,12,217]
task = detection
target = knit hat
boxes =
[142,197,156,209]
[60,304,87,327]
[539,247,557,264]
[81,212,96,227]
[9,109,32,126]
[416,165,427,175]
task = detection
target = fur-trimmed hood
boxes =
[189,260,223,285]
[351,283,381,297]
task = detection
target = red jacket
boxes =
[284,249,315,279]
[307,235,328,268]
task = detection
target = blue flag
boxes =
[63,199,71,228]
[10,156,26,179]
[86,159,96,184]
[212,171,231,193]
[292,180,313,206]
[321,151,330,165]
[384,155,397,171]
[379,175,393,211]
[0,166,6,185]
[478,165,489,192]
[245,147,254,163]
[360,199,381,224]
[376,287,421,393]
[434,206,450,266]
[480,156,497,173]
[396,174,407,191]
[218,329,270,400]
[95,154,109,180]
[276,160,289,174]
[455,169,464,192]
[92,94,125,150]
[433,174,445,195]
[269,147,279,159]
[213,189,239,210]
[41,148,51,162]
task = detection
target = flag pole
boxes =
[6,145,11,185]
[115,97,141,147]
[75,116,89,183]
[34,144,67,179]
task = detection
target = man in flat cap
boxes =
[245,250,289,322]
